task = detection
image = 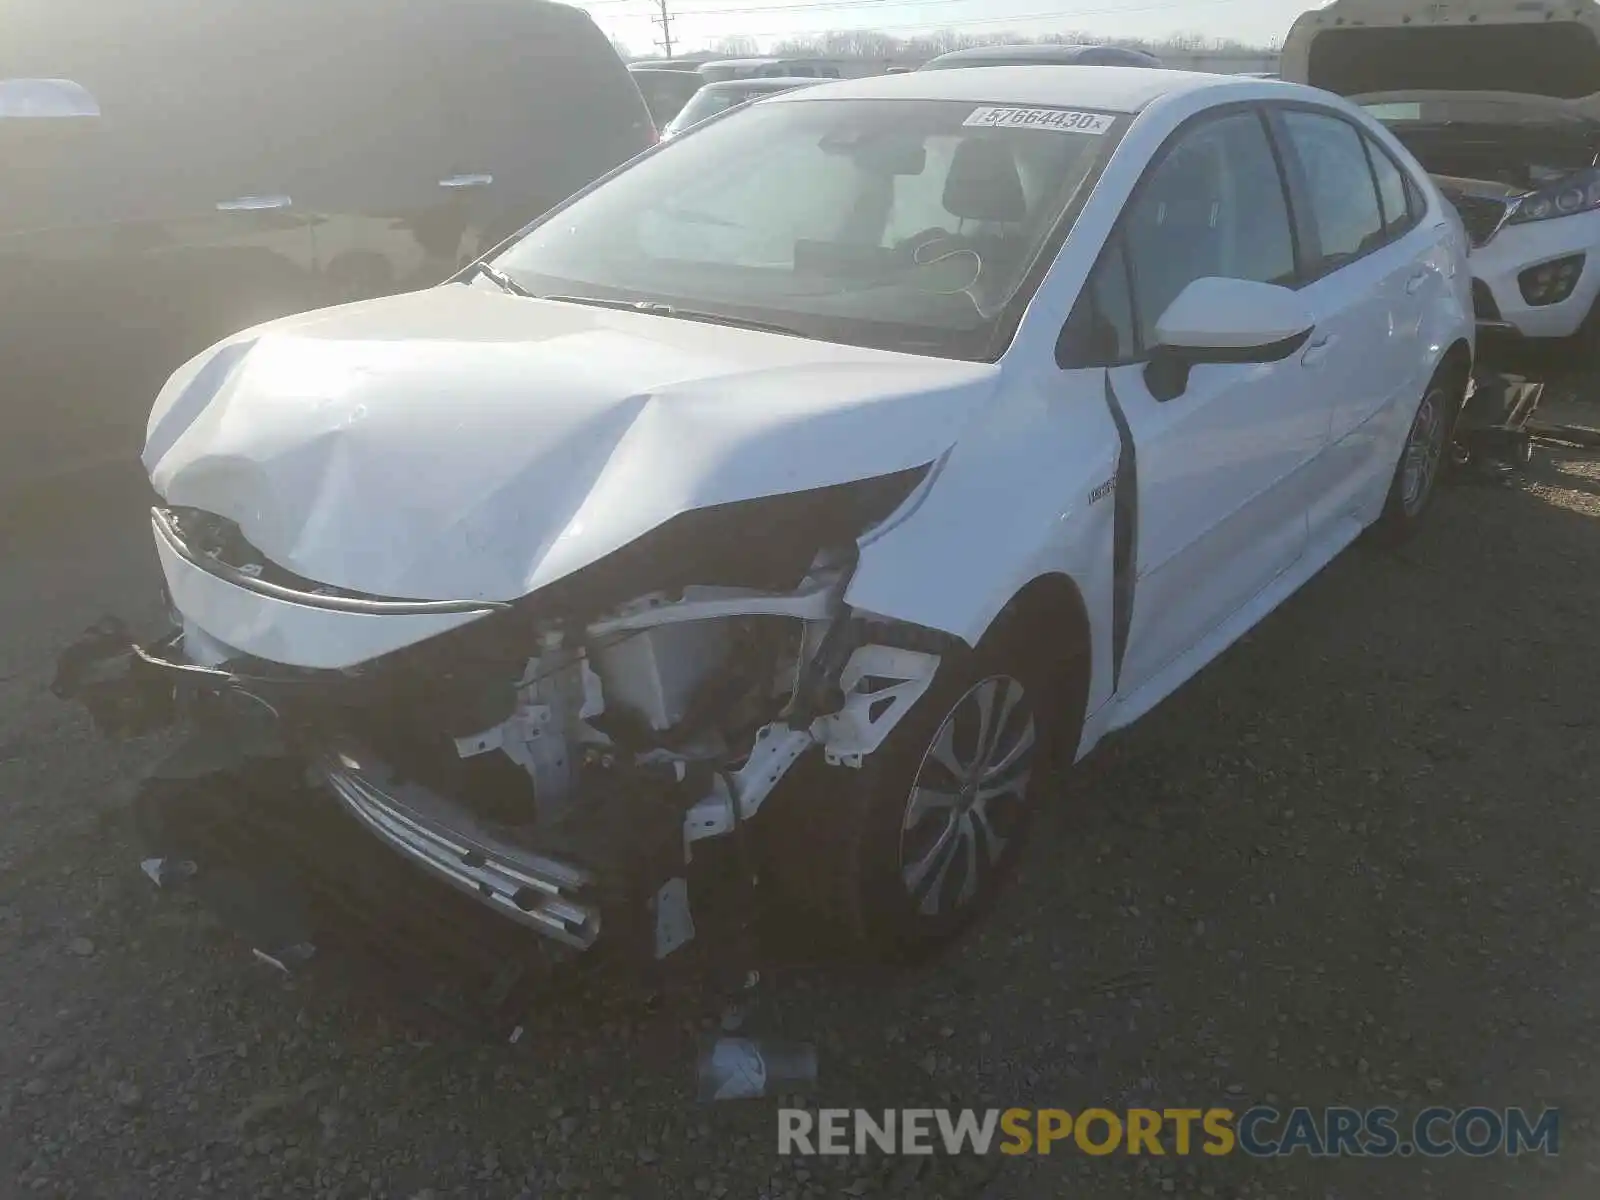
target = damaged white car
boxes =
[56,67,1473,980]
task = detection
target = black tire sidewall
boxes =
[1380,376,1460,538]
[844,630,1058,959]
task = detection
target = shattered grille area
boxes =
[159,506,377,601]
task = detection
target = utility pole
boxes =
[651,0,675,58]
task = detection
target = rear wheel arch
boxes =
[1436,339,1472,400]
[1427,337,1474,454]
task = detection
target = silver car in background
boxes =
[662,77,826,138]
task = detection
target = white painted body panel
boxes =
[144,287,999,605]
[1104,353,1320,698]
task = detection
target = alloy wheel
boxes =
[898,674,1037,918]
[1401,388,1448,516]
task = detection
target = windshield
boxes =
[495,97,1122,360]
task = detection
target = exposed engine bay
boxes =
[1396,127,1597,194]
[54,473,953,978]
[1351,93,1600,248]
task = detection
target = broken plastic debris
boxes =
[250,942,316,975]
[697,1037,816,1101]
[139,857,198,888]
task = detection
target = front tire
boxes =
[763,629,1069,962]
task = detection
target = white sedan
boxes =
[62,66,1474,967]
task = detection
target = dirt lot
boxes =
[1,434,1598,1200]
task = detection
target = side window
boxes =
[1280,110,1385,272]
[1364,132,1417,238]
[1059,235,1138,367]
[1123,110,1296,349]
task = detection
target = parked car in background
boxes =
[629,65,706,127]
[0,0,652,494]
[919,44,1164,70]
[1282,0,1600,372]
[58,67,1472,975]
[662,77,827,138]
[697,57,843,82]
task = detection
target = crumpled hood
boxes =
[144,286,1000,603]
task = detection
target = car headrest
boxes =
[941,138,1026,223]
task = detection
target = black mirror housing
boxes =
[1143,328,1313,402]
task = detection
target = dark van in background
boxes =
[1,0,654,493]
[629,65,706,127]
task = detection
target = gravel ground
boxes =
[1,435,1599,1200]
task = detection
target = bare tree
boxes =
[712,34,759,56]
[703,26,1277,62]
[608,33,632,61]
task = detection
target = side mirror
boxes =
[1145,277,1315,401]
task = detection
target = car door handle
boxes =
[1300,333,1336,367]
[439,173,493,189]
[216,194,292,212]
[1405,271,1428,295]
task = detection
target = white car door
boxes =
[1269,107,1435,542]
[1064,108,1331,702]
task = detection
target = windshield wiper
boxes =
[538,294,810,339]
[460,260,535,298]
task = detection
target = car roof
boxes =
[699,77,825,92]
[697,57,782,68]
[923,43,1161,68]
[765,65,1257,114]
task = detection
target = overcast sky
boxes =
[580,0,1307,56]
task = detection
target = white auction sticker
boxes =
[962,106,1115,135]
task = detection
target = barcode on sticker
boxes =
[962,106,1115,135]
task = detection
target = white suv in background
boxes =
[1283,0,1600,368]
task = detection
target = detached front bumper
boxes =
[315,742,600,949]
[51,619,692,975]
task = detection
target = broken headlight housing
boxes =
[1508,168,1600,225]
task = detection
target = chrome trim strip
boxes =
[315,752,600,949]
[151,508,509,616]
